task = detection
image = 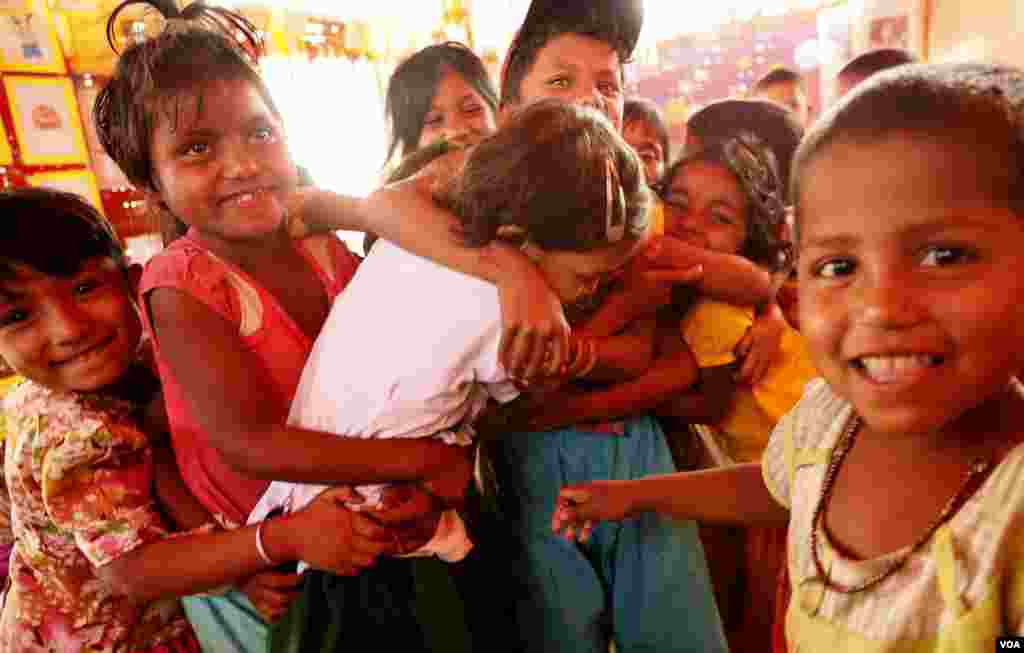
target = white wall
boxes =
[927,0,1024,65]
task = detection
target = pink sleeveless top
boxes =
[140,229,359,527]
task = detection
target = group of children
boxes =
[0,0,1022,651]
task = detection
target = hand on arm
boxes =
[647,236,772,306]
[734,302,786,385]
[552,463,788,542]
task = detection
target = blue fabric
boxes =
[183,590,270,653]
[497,415,728,653]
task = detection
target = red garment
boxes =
[139,229,359,526]
[135,631,201,653]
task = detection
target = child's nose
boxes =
[855,272,926,329]
[47,300,90,346]
[221,140,261,179]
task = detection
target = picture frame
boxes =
[27,168,104,213]
[4,74,89,165]
[0,0,66,74]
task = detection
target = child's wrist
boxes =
[259,516,299,564]
[485,241,536,285]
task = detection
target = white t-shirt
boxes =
[248,240,518,562]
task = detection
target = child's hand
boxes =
[641,237,706,287]
[419,445,474,511]
[289,487,396,576]
[238,570,302,623]
[370,484,444,555]
[735,302,785,385]
[552,481,635,543]
[618,239,704,313]
[489,242,571,383]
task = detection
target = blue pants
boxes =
[183,590,270,653]
[497,416,728,653]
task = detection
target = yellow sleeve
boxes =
[680,300,753,369]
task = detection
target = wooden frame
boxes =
[4,74,88,166]
[27,168,103,213]
[0,0,66,74]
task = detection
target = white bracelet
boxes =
[255,521,276,566]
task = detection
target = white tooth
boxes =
[859,355,933,380]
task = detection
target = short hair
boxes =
[0,188,127,279]
[837,48,918,84]
[754,67,805,93]
[663,133,786,266]
[686,99,804,200]
[500,3,639,107]
[793,62,1024,229]
[384,42,498,165]
[624,97,671,172]
[95,1,275,192]
[456,99,649,251]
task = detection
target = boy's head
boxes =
[456,99,649,305]
[95,0,277,193]
[499,0,643,131]
[0,189,142,393]
[385,42,499,164]
[834,48,917,100]
[663,133,786,266]
[792,63,1024,437]
[686,98,804,201]
[623,97,670,186]
[752,67,809,126]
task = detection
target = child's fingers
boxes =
[578,521,595,543]
[558,486,593,507]
[501,327,533,381]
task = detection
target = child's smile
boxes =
[797,133,1024,438]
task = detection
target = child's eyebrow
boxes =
[802,233,859,250]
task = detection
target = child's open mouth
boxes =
[850,354,944,384]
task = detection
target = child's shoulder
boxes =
[784,378,853,451]
[140,233,226,292]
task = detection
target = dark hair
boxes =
[686,98,803,201]
[384,42,498,166]
[664,133,787,266]
[95,0,275,192]
[624,97,671,173]
[0,188,127,279]
[456,99,649,251]
[793,63,1024,233]
[500,10,635,107]
[754,66,805,93]
[837,48,917,84]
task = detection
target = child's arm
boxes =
[521,322,701,432]
[95,487,395,603]
[552,463,788,541]
[734,302,786,385]
[648,237,773,306]
[148,289,472,505]
[655,365,736,425]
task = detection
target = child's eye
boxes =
[251,126,276,144]
[423,114,443,128]
[547,76,570,89]
[920,245,974,267]
[712,211,736,226]
[462,104,483,115]
[0,308,28,328]
[814,258,856,279]
[181,142,209,157]
[73,279,103,296]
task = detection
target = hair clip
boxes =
[605,156,626,243]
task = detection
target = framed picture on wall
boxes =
[27,168,103,213]
[0,0,66,74]
[4,75,88,165]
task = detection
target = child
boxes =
[657,134,816,649]
[555,62,1024,650]
[623,97,670,188]
[94,2,568,649]
[0,357,19,585]
[834,47,917,99]
[384,41,498,165]
[0,188,394,653]
[253,96,649,614]
[751,67,811,127]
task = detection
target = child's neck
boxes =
[193,226,296,275]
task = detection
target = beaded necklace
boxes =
[809,416,992,594]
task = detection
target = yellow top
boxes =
[680,298,816,463]
[649,198,666,237]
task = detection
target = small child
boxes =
[250,98,648,559]
[555,62,1024,650]
[0,188,379,653]
[656,133,816,649]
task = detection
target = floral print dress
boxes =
[0,381,198,653]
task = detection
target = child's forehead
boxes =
[151,77,267,132]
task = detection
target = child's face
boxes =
[797,134,1024,437]
[0,257,142,393]
[528,237,643,308]
[148,77,298,243]
[663,160,748,256]
[623,119,665,185]
[418,69,496,150]
[511,33,624,132]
